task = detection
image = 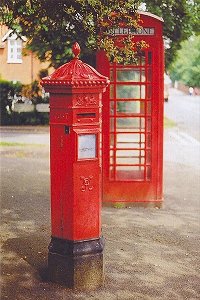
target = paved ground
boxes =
[0,89,200,299]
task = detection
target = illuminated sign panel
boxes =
[107,27,155,36]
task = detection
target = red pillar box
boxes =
[41,43,109,289]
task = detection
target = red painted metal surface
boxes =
[97,12,164,204]
[41,44,109,241]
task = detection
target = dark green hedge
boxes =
[0,80,49,125]
[5,112,49,125]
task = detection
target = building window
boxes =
[7,38,22,63]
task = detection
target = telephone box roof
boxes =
[138,11,164,23]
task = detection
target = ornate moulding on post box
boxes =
[41,43,109,89]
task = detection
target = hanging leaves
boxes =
[97,3,149,64]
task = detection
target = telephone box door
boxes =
[97,12,164,205]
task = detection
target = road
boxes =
[0,89,200,300]
[164,88,200,169]
[164,88,200,141]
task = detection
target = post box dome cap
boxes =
[41,43,109,88]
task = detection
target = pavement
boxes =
[0,90,200,299]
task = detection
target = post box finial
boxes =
[72,42,81,58]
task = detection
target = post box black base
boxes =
[48,236,105,290]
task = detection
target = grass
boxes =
[0,142,44,147]
[113,202,126,209]
[164,117,176,128]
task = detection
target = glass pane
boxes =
[116,149,142,157]
[141,86,145,99]
[116,101,143,114]
[110,118,115,132]
[116,133,144,148]
[146,150,151,164]
[117,133,145,144]
[110,84,114,99]
[110,153,114,165]
[116,166,144,180]
[109,165,115,180]
[116,69,140,82]
[116,85,145,99]
[17,39,22,46]
[116,156,144,165]
[147,85,152,99]
[110,101,114,115]
[110,149,114,157]
[147,68,152,82]
[110,69,114,82]
[148,52,152,65]
[141,69,146,82]
[147,101,151,114]
[141,54,145,66]
[146,133,151,148]
[78,134,96,159]
[110,134,115,147]
[146,166,151,180]
[147,117,151,132]
[116,117,145,131]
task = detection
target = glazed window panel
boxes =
[148,52,152,65]
[116,69,145,82]
[110,69,114,82]
[146,166,151,181]
[146,117,152,132]
[147,85,152,99]
[7,38,23,63]
[146,150,151,164]
[147,101,152,114]
[116,117,145,132]
[147,68,152,82]
[115,166,145,181]
[146,133,152,148]
[116,157,145,165]
[110,84,114,99]
[116,85,145,99]
[116,133,145,144]
[110,118,115,132]
[110,101,114,115]
[108,51,152,182]
[116,101,145,114]
[116,149,143,157]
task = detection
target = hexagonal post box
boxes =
[41,43,109,290]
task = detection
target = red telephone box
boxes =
[41,43,109,289]
[97,12,164,206]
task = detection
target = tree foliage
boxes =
[0,0,199,68]
[0,0,142,67]
[144,0,200,67]
[169,35,200,87]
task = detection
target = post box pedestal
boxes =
[48,237,105,290]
